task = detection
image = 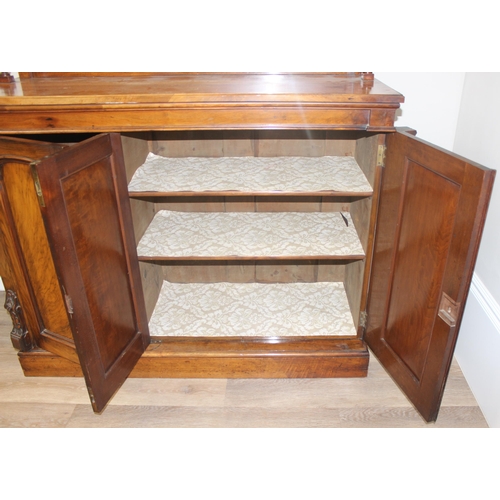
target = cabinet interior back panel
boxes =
[137,211,364,259]
[128,154,373,195]
[149,281,357,337]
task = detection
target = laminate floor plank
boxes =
[0,378,90,405]
[109,378,228,407]
[64,405,354,428]
[224,377,411,409]
[65,404,487,428]
[0,402,76,427]
[439,362,484,407]
[66,405,237,428]
[335,406,488,428]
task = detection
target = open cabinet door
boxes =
[365,129,495,422]
[35,133,150,413]
[0,137,71,356]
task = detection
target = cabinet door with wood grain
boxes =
[365,129,495,422]
[34,133,150,412]
[0,137,76,357]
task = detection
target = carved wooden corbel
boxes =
[0,72,15,83]
[4,289,32,351]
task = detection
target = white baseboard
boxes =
[469,274,500,332]
[455,273,500,427]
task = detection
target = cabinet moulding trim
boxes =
[470,273,500,334]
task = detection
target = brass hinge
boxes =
[376,145,386,167]
[87,386,96,405]
[61,286,74,317]
[30,162,45,207]
[65,294,74,316]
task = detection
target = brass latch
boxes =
[438,292,460,327]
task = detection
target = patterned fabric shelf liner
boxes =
[137,210,365,258]
[128,153,373,194]
[149,281,357,337]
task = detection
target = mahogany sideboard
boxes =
[0,72,495,421]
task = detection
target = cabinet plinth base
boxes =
[17,338,369,378]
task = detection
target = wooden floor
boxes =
[0,292,488,427]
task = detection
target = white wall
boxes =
[453,74,500,298]
[376,73,466,149]
[451,73,500,427]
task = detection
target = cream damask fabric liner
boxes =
[129,153,373,193]
[149,281,356,337]
[137,210,364,258]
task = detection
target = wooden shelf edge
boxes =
[138,255,366,262]
[129,191,374,199]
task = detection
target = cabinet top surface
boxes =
[0,72,403,106]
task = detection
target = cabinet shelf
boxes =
[137,210,365,260]
[128,153,373,197]
[148,281,357,337]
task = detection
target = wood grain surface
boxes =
[0,73,403,133]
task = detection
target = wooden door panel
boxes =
[0,137,75,355]
[365,130,495,422]
[59,158,141,371]
[383,159,460,379]
[36,133,150,412]
[3,161,74,340]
